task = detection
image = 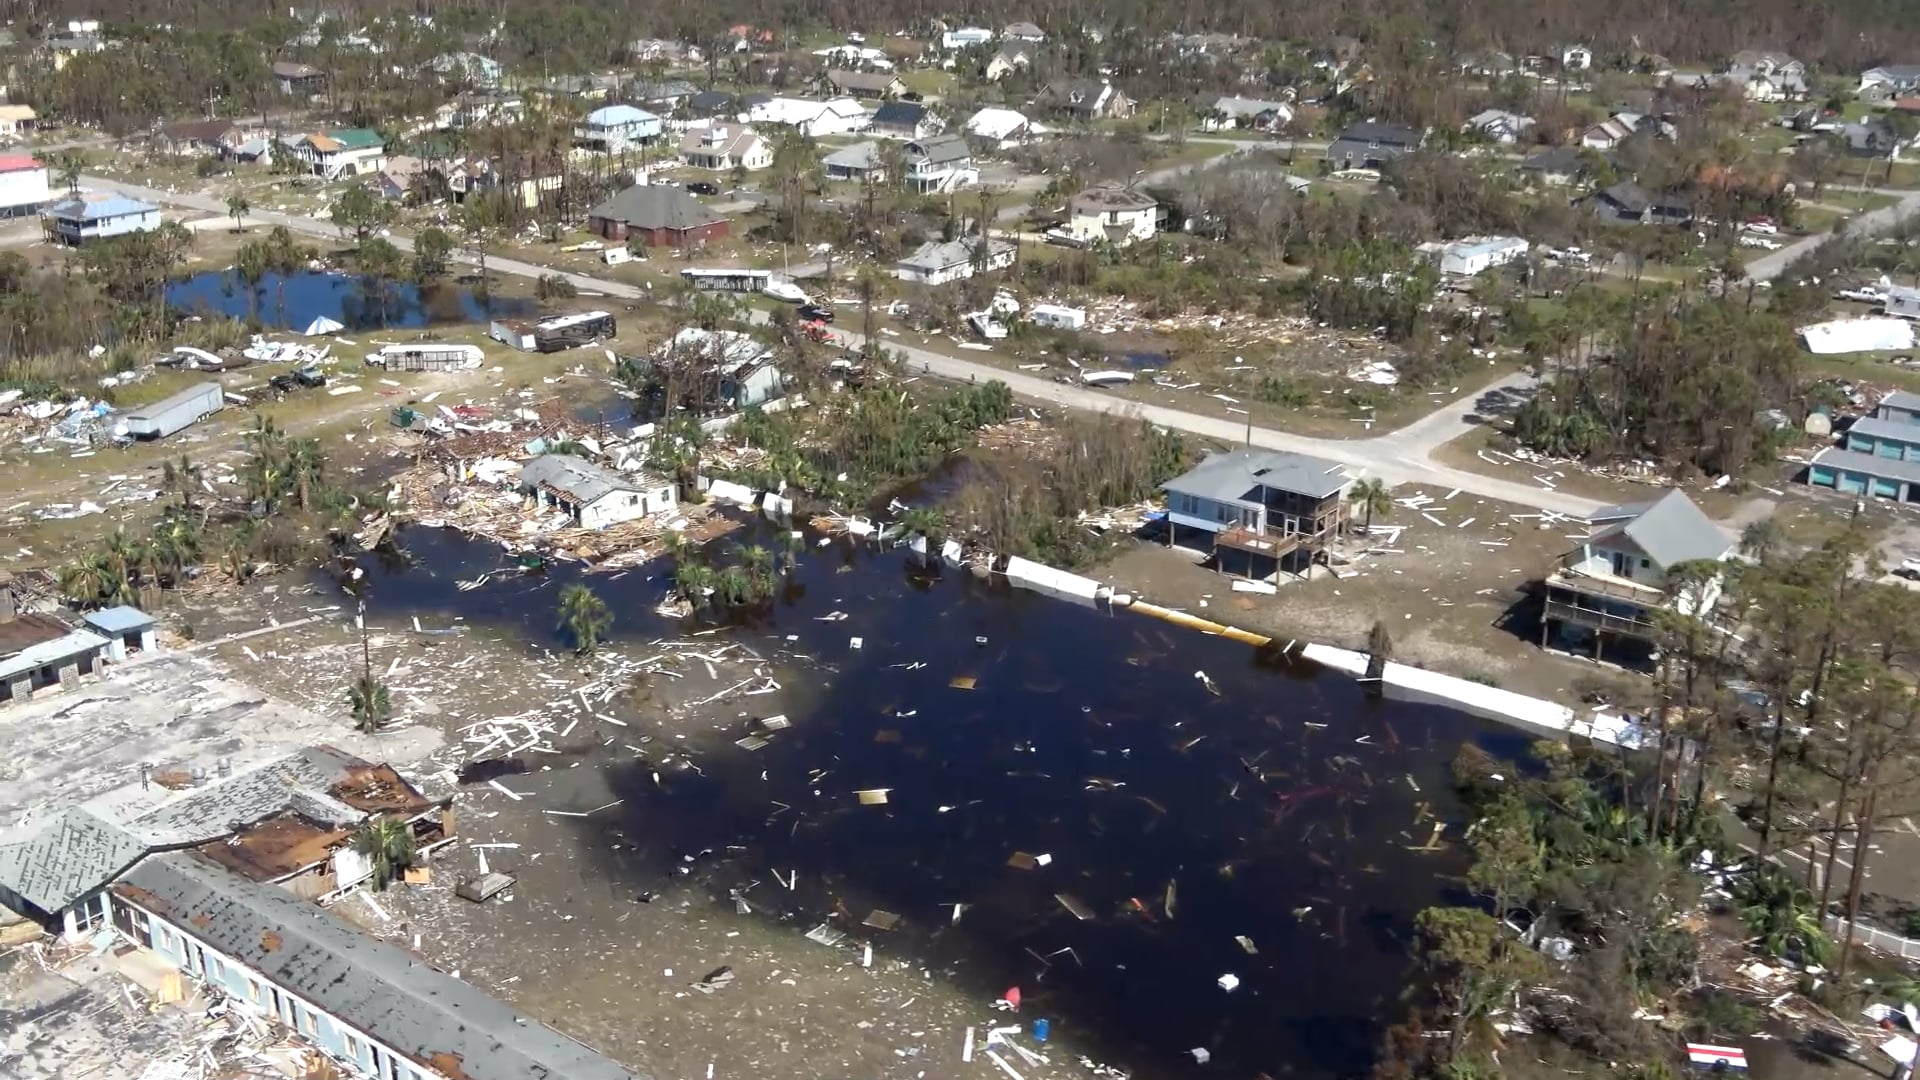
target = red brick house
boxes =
[585,185,730,247]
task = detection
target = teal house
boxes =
[1808,390,1920,501]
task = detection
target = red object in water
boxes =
[1002,986,1022,1010]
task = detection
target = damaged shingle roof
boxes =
[0,747,380,914]
[116,853,642,1080]
[518,453,643,506]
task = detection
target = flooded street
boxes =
[194,519,1531,1079]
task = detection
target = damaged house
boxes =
[518,453,677,529]
[111,851,639,1080]
[0,746,452,938]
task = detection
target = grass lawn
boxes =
[900,69,956,97]
[1796,207,1846,234]
[1807,351,1920,393]
[1821,189,1901,212]
[1145,140,1237,170]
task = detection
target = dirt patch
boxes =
[1429,426,1745,514]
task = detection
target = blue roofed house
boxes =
[1160,448,1353,579]
[41,190,162,245]
[1806,390,1920,503]
[1540,489,1733,660]
[575,104,662,154]
[82,605,158,660]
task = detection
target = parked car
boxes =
[268,366,327,393]
[798,304,835,323]
[686,181,719,196]
[1744,219,1778,235]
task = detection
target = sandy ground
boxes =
[1091,484,1641,704]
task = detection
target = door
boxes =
[1610,550,1631,578]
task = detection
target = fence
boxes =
[1828,914,1920,962]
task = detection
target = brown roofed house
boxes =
[586,184,730,246]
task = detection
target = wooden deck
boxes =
[1215,526,1308,557]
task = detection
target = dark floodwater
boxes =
[166,269,534,331]
[345,522,1529,1078]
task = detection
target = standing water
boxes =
[344,522,1527,1077]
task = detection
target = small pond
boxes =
[166,270,535,331]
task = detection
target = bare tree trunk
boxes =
[1838,781,1879,982]
[1818,772,1854,913]
[1756,697,1789,857]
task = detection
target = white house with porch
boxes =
[518,454,675,529]
[1540,489,1732,660]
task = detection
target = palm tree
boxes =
[737,543,773,576]
[226,191,250,232]
[100,530,142,597]
[557,583,612,654]
[347,674,392,732]
[150,513,200,585]
[247,412,286,453]
[1348,478,1393,536]
[778,529,805,571]
[162,454,201,515]
[717,565,752,605]
[53,152,82,195]
[899,506,948,543]
[235,239,269,324]
[57,557,111,608]
[286,437,324,511]
[1740,517,1784,566]
[736,544,775,599]
[1735,866,1829,962]
[351,818,417,890]
[220,525,256,583]
[248,455,289,513]
[675,561,716,606]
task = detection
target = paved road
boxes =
[1744,187,1920,282]
[93,172,1601,514]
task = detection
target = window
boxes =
[1639,558,1651,569]
[303,1007,319,1036]
[247,979,264,1005]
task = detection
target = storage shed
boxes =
[82,605,157,660]
[122,382,223,439]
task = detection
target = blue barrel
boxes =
[1032,1019,1051,1043]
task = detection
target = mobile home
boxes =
[534,311,616,352]
[1028,304,1087,331]
[364,343,485,371]
[122,382,224,439]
